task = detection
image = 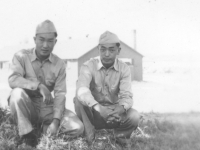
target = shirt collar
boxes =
[97,56,119,71]
[30,48,53,63]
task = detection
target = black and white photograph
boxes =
[0,0,199,149]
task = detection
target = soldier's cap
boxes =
[99,31,120,45]
[36,20,57,36]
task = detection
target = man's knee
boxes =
[61,117,84,137]
[73,97,82,106]
[126,108,140,128]
[61,109,84,136]
[73,97,79,104]
[73,96,87,110]
[74,120,84,136]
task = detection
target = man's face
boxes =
[34,33,57,60]
[98,43,120,68]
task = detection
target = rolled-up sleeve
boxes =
[118,66,133,111]
[53,62,66,120]
[76,65,98,107]
[8,53,40,90]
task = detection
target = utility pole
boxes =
[133,29,136,50]
[132,29,136,66]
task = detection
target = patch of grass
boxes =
[131,113,200,150]
[0,107,200,150]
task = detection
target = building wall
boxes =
[132,57,143,81]
[120,43,143,81]
[64,60,78,85]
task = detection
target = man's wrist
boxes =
[121,105,126,113]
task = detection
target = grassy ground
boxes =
[0,107,199,150]
[0,58,200,149]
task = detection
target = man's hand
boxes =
[38,83,53,104]
[107,105,125,123]
[46,119,60,136]
[93,103,113,120]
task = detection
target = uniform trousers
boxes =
[8,88,84,137]
[74,97,140,143]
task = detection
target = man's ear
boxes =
[117,47,121,55]
[97,45,100,55]
[33,36,36,44]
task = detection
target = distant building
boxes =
[0,37,143,81]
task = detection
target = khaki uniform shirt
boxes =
[8,48,66,120]
[76,57,133,111]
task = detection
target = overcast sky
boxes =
[0,0,200,57]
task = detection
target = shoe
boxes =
[17,130,39,148]
[116,138,132,150]
[86,130,95,146]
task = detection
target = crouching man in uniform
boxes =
[8,20,84,147]
[74,31,140,149]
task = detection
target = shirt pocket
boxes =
[110,83,119,94]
